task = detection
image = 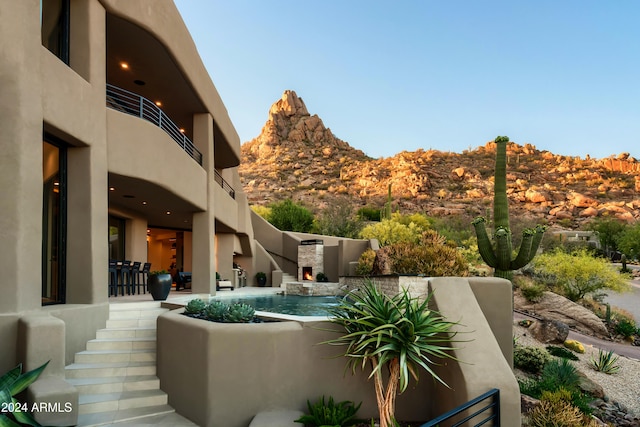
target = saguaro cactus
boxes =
[472,136,546,280]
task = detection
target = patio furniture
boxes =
[108,259,119,297]
[131,261,141,293]
[120,260,133,295]
[138,262,151,293]
[175,271,192,291]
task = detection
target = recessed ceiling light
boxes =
[166,211,171,215]
[134,79,145,86]
[142,201,147,205]
[179,128,185,133]
[109,187,115,191]
[123,194,135,198]
[155,101,162,107]
[120,62,129,69]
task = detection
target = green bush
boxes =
[355,249,376,276]
[268,199,314,232]
[294,395,362,427]
[514,346,552,374]
[615,318,637,338]
[529,396,588,427]
[538,358,581,392]
[356,206,381,222]
[521,282,546,302]
[531,248,630,301]
[545,346,579,361]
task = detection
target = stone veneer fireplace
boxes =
[298,239,324,281]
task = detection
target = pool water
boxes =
[214,294,342,317]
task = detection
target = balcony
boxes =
[214,170,235,199]
[106,84,203,165]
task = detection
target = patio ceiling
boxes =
[108,173,202,230]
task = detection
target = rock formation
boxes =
[240,90,640,229]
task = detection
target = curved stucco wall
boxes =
[107,109,207,210]
[100,0,240,160]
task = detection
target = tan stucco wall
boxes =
[158,311,433,427]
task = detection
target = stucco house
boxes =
[1,1,519,426]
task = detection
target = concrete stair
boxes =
[280,273,297,287]
[66,301,176,426]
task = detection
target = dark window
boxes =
[109,216,126,261]
[42,136,67,305]
[41,0,70,64]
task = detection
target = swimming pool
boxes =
[212,294,342,317]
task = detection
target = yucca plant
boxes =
[323,280,459,427]
[0,360,49,427]
[590,349,620,374]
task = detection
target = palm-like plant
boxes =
[324,281,459,427]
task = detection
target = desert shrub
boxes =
[563,340,585,354]
[538,358,581,392]
[313,201,362,238]
[251,204,271,220]
[357,206,381,222]
[521,282,546,302]
[294,395,361,427]
[268,199,314,232]
[531,248,630,301]
[355,249,376,275]
[514,346,552,374]
[617,222,640,261]
[545,346,579,361]
[377,230,469,276]
[529,395,592,427]
[590,349,620,374]
[359,217,424,246]
[615,318,637,338]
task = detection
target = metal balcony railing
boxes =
[420,388,500,427]
[215,170,236,199]
[106,84,203,165]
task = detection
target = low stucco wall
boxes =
[340,275,520,425]
[158,311,433,427]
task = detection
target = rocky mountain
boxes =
[239,90,640,228]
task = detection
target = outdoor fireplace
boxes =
[302,267,313,281]
[298,239,324,281]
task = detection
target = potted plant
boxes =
[148,270,172,300]
[255,271,267,287]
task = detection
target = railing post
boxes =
[138,95,143,118]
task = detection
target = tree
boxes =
[586,217,627,257]
[312,201,363,238]
[472,136,546,280]
[267,199,314,232]
[324,281,459,427]
[617,222,640,261]
[531,248,631,301]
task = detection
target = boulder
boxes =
[514,291,609,338]
[529,319,569,344]
[371,247,393,275]
[577,371,605,399]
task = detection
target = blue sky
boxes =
[174,1,639,160]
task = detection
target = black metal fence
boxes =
[420,388,500,427]
[214,170,235,199]
[106,84,203,165]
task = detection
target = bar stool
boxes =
[108,259,118,297]
[131,261,141,294]
[138,262,151,294]
[120,260,133,295]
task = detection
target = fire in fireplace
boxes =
[302,267,313,281]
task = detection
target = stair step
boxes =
[86,337,156,351]
[75,349,156,364]
[78,389,168,414]
[65,362,155,379]
[75,404,176,427]
[67,375,160,394]
[106,318,158,329]
[96,327,157,339]
[109,301,162,311]
[107,308,169,320]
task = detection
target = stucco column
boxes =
[191,113,216,294]
[0,0,44,312]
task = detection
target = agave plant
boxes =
[590,349,620,374]
[324,280,459,427]
[223,303,255,323]
[0,360,49,427]
[295,395,361,427]
[205,301,229,322]
[184,298,207,315]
